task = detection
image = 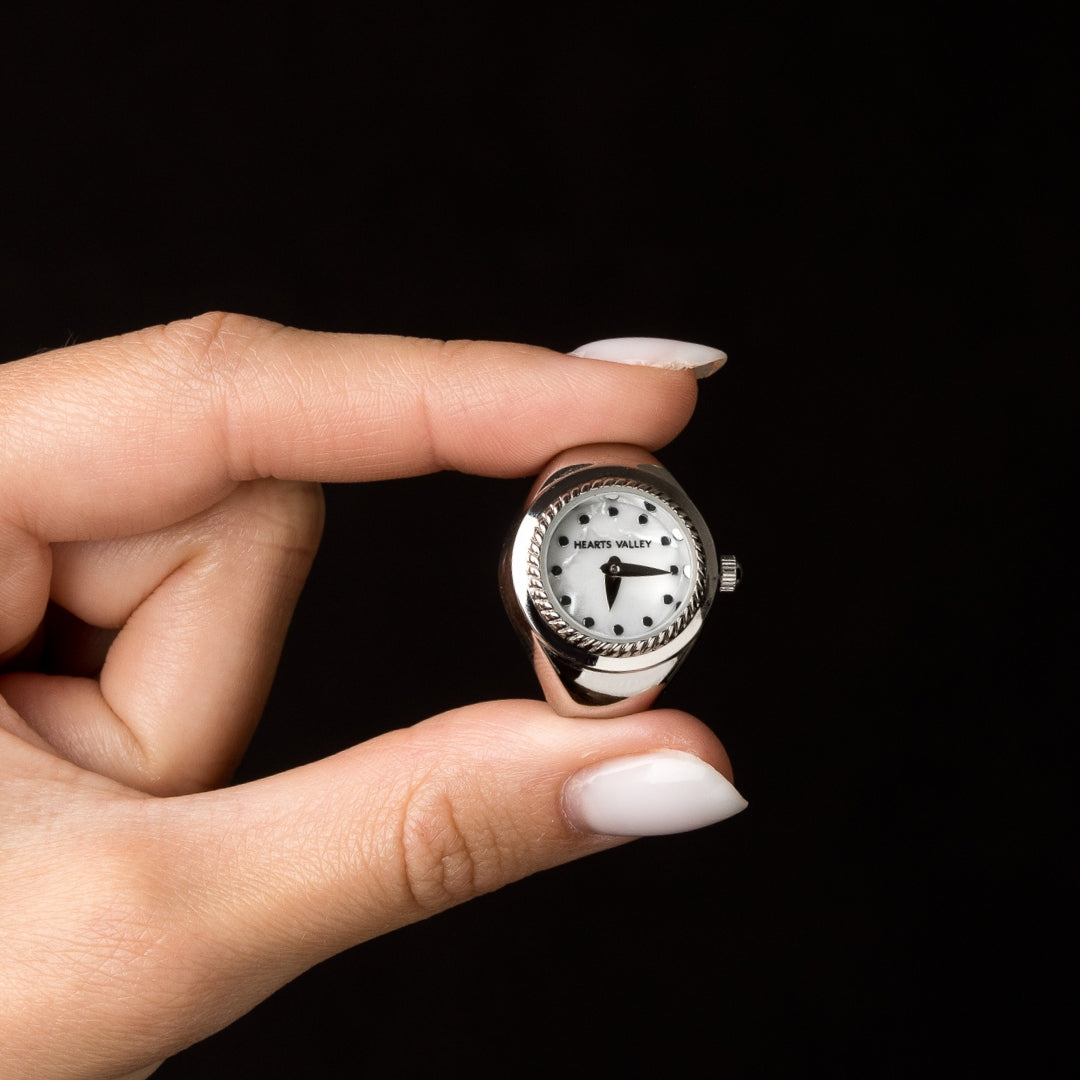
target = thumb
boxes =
[158,701,746,1046]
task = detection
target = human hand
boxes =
[0,315,746,1079]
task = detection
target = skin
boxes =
[0,313,733,1079]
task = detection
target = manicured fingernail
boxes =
[570,337,728,379]
[564,749,748,837]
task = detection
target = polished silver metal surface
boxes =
[500,444,738,718]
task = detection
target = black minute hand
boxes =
[614,562,669,576]
[600,556,668,578]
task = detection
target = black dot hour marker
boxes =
[560,595,571,605]
[558,535,569,546]
[663,594,673,604]
[638,514,648,524]
[583,617,595,628]
[552,566,562,575]
[670,565,678,574]
[579,514,590,524]
[661,536,671,546]
[607,506,619,516]
[613,624,624,635]
[644,501,656,511]
[643,616,653,627]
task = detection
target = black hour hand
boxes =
[605,573,621,608]
[599,555,623,608]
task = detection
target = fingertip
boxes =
[415,339,700,476]
[569,337,728,379]
[537,706,745,838]
[563,749,748,837]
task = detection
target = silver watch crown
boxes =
[719,556,741,592]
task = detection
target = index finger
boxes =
[0,313,700,541]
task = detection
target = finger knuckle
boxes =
[164,310,279,366]
[136,312,272,390]
[397,779,501,917]
[148,311,288,447]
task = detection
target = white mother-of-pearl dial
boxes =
[539,485,697,644]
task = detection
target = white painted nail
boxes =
[564,749,748,837]
[570,337,728,379]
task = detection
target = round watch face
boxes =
[529,479,705,654]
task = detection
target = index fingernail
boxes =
[570,337,728,379]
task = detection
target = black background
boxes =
[3,4,1072,1076]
